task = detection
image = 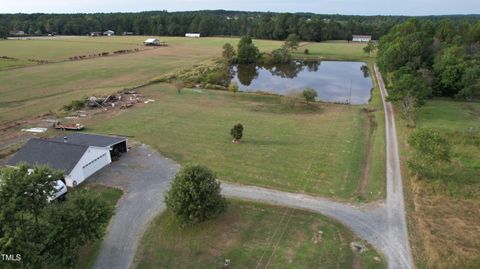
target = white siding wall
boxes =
[66,147,111,187]
[185,33,201,38]
[352,37,371,42]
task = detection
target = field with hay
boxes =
[398,100,480,269]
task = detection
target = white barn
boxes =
[8,133,127,187]
[104,30,115,36]
[144,38,161,46]
[185,33,201,38]
[352,35,372,42]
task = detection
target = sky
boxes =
[0,0,479,16]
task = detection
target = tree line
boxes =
[1,10,479,41]
[377,18,480,126]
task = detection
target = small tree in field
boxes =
[173,80,184,94]
[302,88,318,104]
[407,128,451,178]
[165,164,227,225]
[222,43,236,63]
[284,34,300,51]
[230,123,244,143]
[229,81,239,94]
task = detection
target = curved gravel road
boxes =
[91,65,413,269]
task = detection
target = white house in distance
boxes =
[8,133,127,187]
[185,33,201,38]
[104,30,115,36]
[352,35,372,42]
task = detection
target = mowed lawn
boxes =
[0,42,217,124]
[0,37,145,61]
[399,100,480,269]
[88,84,384,201]
[134,200,385,269]
[293,40,374,61]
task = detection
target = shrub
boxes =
[173,80,184,94]
[302,88,318,104]
[304,48,310,55]
[230,123,244,142]
[282,89,302,108]
[63,99,85,111]
[164,164,227,225]
[407,128,451,178]
[228,81,239,94]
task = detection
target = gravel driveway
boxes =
[90,144,179,269]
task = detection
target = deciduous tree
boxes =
[0,165,113,269]
[164,164,227,225]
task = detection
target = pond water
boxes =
[231,61,373,104]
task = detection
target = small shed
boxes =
[352,35,372,42]
[104,30,115,36]
[185,33,201,38]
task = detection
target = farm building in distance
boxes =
[185,33,201,38]
[8,133,127,187]
[104,30,115,36]
[9,30,25,36]
[352,35,372,42]
[144,38,166,46]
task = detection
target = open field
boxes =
[134,200,385,269]
[74,184,123,269]
[294,40,374,61]
[85,84,384,201]
[0,37,145,61]
[397,100,480,269]
[0,36,369,125]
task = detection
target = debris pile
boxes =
[350,241,367,253]
[86,90,149,110]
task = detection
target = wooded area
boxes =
[1,10,479,41]
[377,18,480,125]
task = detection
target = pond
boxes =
[231,61,373,104]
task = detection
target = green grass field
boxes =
[396,99,480,269]
[0,37,145,61]
[0,36,369,124]
[87,84,384,201]
[74,184,123,269]
[134,200,385,269]
[294,40,374,61]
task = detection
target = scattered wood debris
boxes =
[53,122,84,131]
[86,90,147,111]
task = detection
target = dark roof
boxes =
[51,133,126,148]
[7,138,88,174]
[352,35,372,38]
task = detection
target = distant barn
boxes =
[144,38,166,46]
[185,33,201,38]
[104,30,115,36]
[352,35,372,42]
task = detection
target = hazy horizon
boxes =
[1,0,479,16]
